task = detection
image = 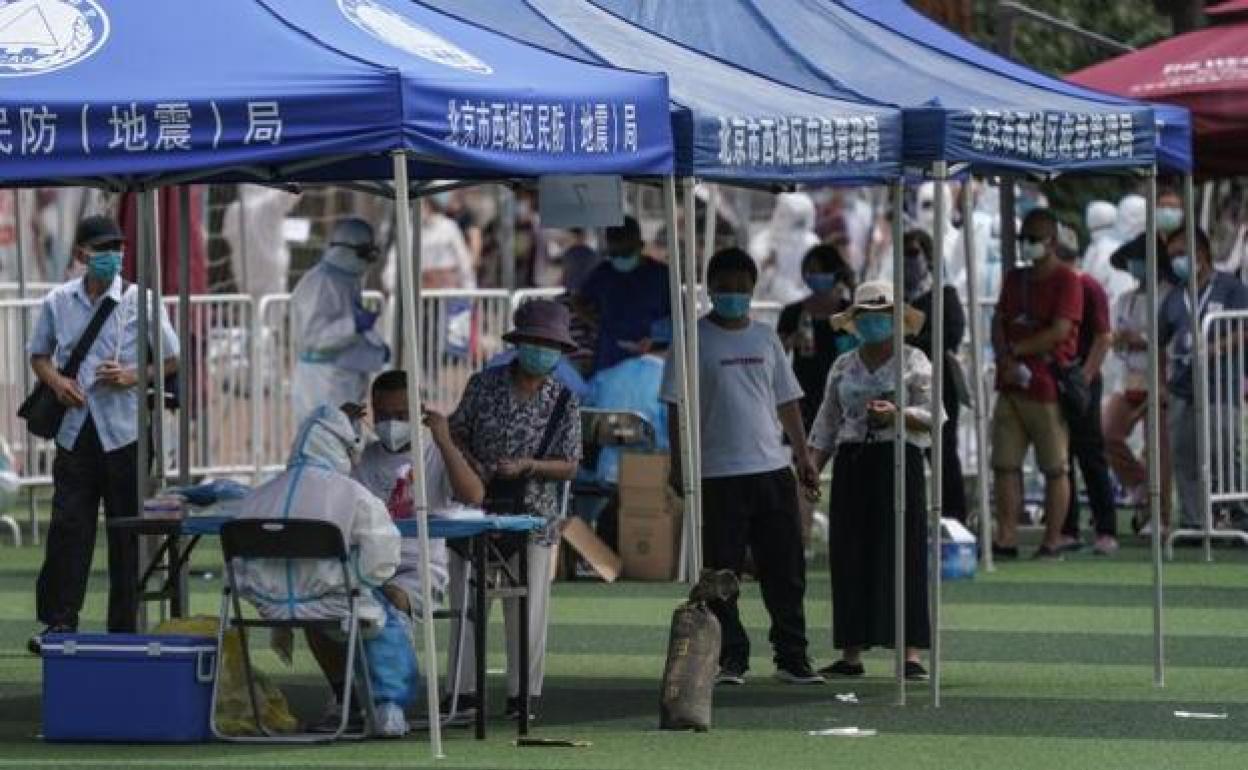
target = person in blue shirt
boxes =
[27,216,179,652]
[1159,227,1248,532]
[584,316,673,486]
[577,216,671,373]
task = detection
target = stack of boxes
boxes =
[616,452,683,581]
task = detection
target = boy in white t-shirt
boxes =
[661,248,823,686]
[351,370,485,615]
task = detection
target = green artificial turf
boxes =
[0,528,1244,770]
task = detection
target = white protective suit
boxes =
[352,430,453,615]
[947,181,1005,305]
[749,193,820,305]
[222,185,301,299]
[916,182,963,290]
[1083,200,1133,306]
[234,405,401,627]
[1117,194,1147,243]
[290,219,388,424]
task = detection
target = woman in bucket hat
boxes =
[446,299,581,721]
[808,280,938,681]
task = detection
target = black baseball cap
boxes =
[73,216,124,250]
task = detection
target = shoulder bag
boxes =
[17,295,119,439]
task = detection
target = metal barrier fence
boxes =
[2,288,805,510]
[1170,309,1248,556]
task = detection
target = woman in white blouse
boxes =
[807,281,938,681]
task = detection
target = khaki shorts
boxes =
[991,393,1069,475]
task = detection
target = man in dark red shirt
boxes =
[991,209,1084,559]
[1056,239,1118,555]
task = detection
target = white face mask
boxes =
[374,420,411,453]
[1156,206,1183,236]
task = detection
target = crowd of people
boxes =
[21,180,1248,727]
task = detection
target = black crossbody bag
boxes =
[482,386,572,516]
[17,296,119,439]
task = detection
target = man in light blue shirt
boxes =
[27,216,179,650]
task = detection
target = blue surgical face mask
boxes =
[1128,260,1147,284]
[517,343,561,376]
[1170,254,1192,284]
[87,250,122,283]
[1157,206,1183,236]
[854,312,894,344]
[804,272,839,295]
[710,292,752,320]
[610,254,640,273]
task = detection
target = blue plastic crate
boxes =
[41,633,217,743]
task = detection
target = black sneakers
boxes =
[905,661,930,681]
[774,660,825,685]
[818,659,865,678]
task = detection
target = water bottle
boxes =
[797,312,816,358]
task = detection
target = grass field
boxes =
[1,527,1245,770]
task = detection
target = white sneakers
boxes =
[375,702,410,738]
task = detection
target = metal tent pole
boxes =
[681,177,703,575]
[146,192,165,492]
[1185,175,1214,564]
[135,191,151,505]
[962,182,993,572]
[1144,169,1165,688]
[14,190,39,545]
[661,177,696,581]
[702,184,718,267]
[930,165,948,707]
[177,187,192,488]
[890,180,907,707]
[393,152,444,759]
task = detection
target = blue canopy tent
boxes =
[0,0,674,188]
[418,0,907,609]
[597,0,1188,703]
[1,0,675,753]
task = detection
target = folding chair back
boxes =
[211,517,376,744]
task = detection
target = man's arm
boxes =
[1084,330,1112,382]
[425,409,484,506]
[1011,317,1074,358]
[31,354,86,407]
[778,399,817,491]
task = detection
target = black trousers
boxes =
[830,442,930,650]
[937,391,968,521]
[1063,378,1118,538]
[701,468,808,671]
[36,419,140,632]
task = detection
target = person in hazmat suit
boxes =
[749,193,821,305]
[290,218,388,424]
[233,405,414,738]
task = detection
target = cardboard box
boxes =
[618,505,683,581]
[618,452,671,510]
[559,516,622,583]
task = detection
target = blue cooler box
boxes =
[41,633,217,742]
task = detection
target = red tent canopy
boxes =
[1069,3,1248,177]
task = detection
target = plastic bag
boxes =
[364,593,420,707]
[154,616,298,736]
[171,479,252,508]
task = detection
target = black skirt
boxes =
[829,441,930,650]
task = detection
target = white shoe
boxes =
[375,702,409,738]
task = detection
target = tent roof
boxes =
[833,0,1190,174]
[0,0,674,188]
[418,0,904,185]
[1069,8,1247,177]
[594,0,1178,175]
